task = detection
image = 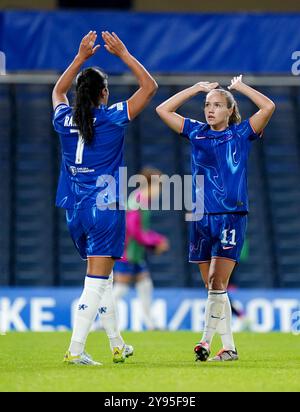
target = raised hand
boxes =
[228,75,243,91]
[194,81,219,93]
[101,31,129,58]
[53,31,100,109]
[77,31,100,62]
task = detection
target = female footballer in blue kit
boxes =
[156,76,275,361]
[52,31,157,365]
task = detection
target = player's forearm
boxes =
[121,52,158,93]
[156,87,199,134]
[235,83,275,113]
[156,85,200,113]
[53,55,84,97]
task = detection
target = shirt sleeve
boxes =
[107,101,130,127]
[236,119,263,141]
[52,104,72,133]
[180,118,204,139]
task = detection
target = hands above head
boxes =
[227,74,275,133]
[76,30,129,62]
[101,31,157,120]
[101,31,129,59]
[192,81,219,93]
[77,31,101,63]
[192,76,245,94]
[228,74,244,91]
[52,31,100,109]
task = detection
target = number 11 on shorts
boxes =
[221,229,236,246]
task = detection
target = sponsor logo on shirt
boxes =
[69,166,95,176]
[110,102,124,111]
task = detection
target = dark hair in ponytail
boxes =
[74,67,108,145]
[208,88,242,125]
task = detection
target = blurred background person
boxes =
[113,167,170,330]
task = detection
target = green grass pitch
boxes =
[0,331,299,392]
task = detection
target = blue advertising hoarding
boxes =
[0,288,299,333]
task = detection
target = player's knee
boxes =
[208,273,226,290]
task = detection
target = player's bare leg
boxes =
[199,262,210,288]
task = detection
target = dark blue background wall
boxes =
[1,11,300,73]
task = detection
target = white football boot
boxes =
[63,351,102,366]
[208,349,239,362]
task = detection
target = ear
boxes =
[101,87,109,98]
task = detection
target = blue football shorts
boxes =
[114,260,149,276]
[66,206,125,260]
[189,213,248,263]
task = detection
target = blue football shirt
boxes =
[53,101,130,209]
[181,118,261,214]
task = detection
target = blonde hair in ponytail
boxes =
[229,99,242,125]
